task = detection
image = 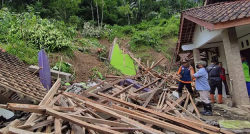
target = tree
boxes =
[50,0,81,22]
[118,3,132,25]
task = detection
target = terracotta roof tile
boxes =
[0,51,46,101]
[183,0,250,24]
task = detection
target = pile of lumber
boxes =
[0,50,233,134]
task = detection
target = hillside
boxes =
[0,0,202,82]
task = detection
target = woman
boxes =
[190,61,213,116]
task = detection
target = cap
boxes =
[196,60,206,66]
[181,59,188,63]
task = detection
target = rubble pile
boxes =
[0,50,233,134]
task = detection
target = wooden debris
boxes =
[0,54,234,134]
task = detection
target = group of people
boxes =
[177,54,250,116]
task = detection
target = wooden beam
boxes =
[25,78,61,125]
[112,84,134,97]
[66,114,129,127]
[214,17,250,30]
[189,95,201,118]
[97,92,221,133]
[142,88,161,107]
[82,101,165,134]
[9,126,51,134]
[109,105,217,134]
[46,109,122,134]
[142,57,165,75]
[166,101,185,119]
[183,14,214,30]
[91,79,124,94]
[26,119,54,131]
[54,118,61,134]
[164,93,187,112]
[133,78,160,93]
[6,103,76,113]
[125,49,155,77]
[104,105,200,134]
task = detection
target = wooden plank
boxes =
[6,103,76,113]
[133,78,160,93]
[97,92,221,132]
[125,49,155,77]
[26,119,54,131]
[184,93,190,109]
[46,116,53,133]
[166,101,185,119]
[46,109,122,134]
[62,92,103,105]
[25,78,61,125]
[109,105,216,134]
[142,57,164,75]
[142,79,166,107]
[164,93,187,112]
[112,84,134,97]
[54,118,61,134]
[91,79,124,94]
[189,95,201,118]
[168,97,202,122]
[9,126,51,134]
[48,95,62,106]
[103,127,141,132]
[66,114,129,127]
[82,102,165,134]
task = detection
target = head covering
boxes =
[181,59,188,63]
[196,60,207,66]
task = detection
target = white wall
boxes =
[238,34,250,51]
[193,25,223,48]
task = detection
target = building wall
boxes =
[238,34,250,51]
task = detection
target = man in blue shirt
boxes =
[190,61,212,116]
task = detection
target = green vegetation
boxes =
[0,0,202,70]
[52,61,73,74]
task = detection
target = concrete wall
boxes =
[193,25,223,48]
[238,34,250,51]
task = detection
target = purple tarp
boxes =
[38,50,51,90]
[120,79,150,92]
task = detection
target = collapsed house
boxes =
[0,47,236,134]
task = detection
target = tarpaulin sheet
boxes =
[38,50,51,90]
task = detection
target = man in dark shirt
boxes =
[206,60,223,104]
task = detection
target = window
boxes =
[246,40,249,46]
[241,42,244,48]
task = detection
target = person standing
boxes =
[177,59,194,97]
[190,61,212,116]
[241,54,250,97]
[207,60,223,104]
[218,62,229,95]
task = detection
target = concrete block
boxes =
[28,65,72,82]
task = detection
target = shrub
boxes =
[0,9,76,52]
[82,22,104,38]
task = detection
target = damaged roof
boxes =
[176,0,250,54]
[0,51,47,102]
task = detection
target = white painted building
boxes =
[174,0,250,107]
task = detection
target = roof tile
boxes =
[183,0,250,24]
[0,51,46,101]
